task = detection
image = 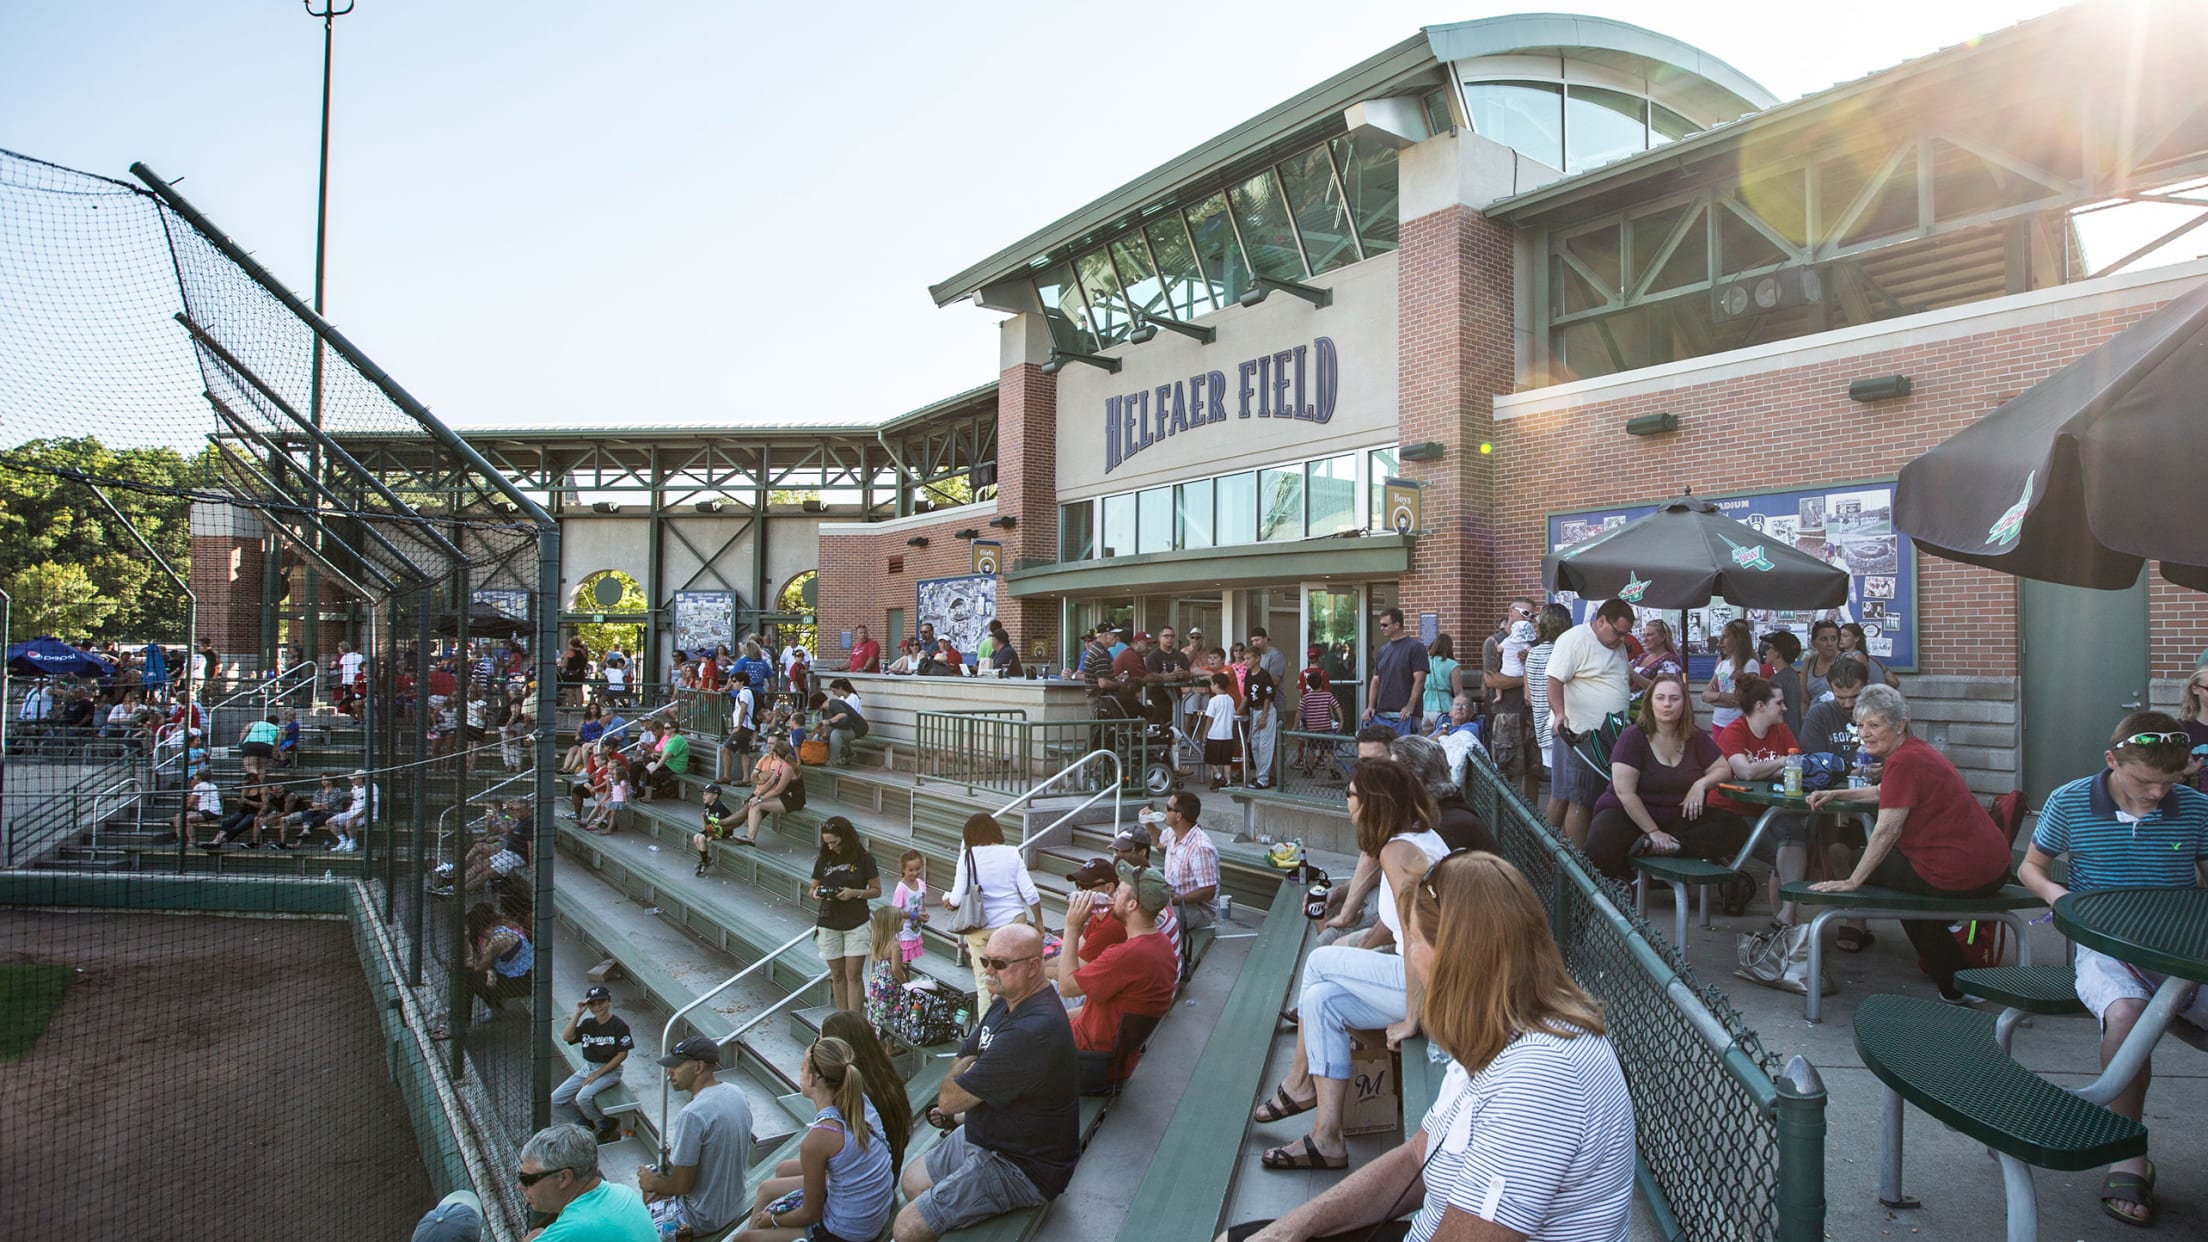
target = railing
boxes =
[1459,743,1826,1240]
[1009,749,1124,864]
[657,927,819,1165]
[1272,728,1352,799]
[913,710,1149,799]
[3,756,143,867]
[87,774,145,847]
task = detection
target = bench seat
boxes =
[1779,881,2043,1021]
[1629,855,1748,948]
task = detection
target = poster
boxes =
[472,589,531,620]
[672,591,736,660]
[1546,481,1916,676]
[916,574,997,661]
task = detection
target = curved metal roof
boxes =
[1424,13,1776,114]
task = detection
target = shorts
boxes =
[913,1126,1046,1236]
[488,849,526,877]
[2073,944,2208,1030]
[1548,730,1609,806]
[700,816,733,841]
[725,727,755,753]
[781,782,808,812]
[1203,736,1235,765]
[239,741,273,758]
[815,923,871,960]
[646,1195,700,1237]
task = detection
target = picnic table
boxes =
[2052,887,2208,1106]
[1629,780,1869,948]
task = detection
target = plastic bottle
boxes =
[1782,749,1804,798]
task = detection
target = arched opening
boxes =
[569,570,646,663]
[770,570,817,658]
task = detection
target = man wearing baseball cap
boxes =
[1062,858,1127,964]
[1106,831,1182,957]
[553,986,633,1143]
[639,1036,752,1238]
[1057,864,1177,1089]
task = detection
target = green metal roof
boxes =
[397,381,1000,443]
[1005,533,1415,598]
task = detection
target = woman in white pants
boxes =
[940,812,1042,1017]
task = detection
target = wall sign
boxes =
[672,590,736,659]
[1104,336,1338,473]
[1547,482,1916,676]
[916,574,997,662]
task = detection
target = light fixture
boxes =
[494,500,521,514]
[1041,350,1122,375]
[1237,275,1333,309]
[953,528,981,541]
[693,500,723,513]
[1624,413,1680,437]
[1398,442,1444,462]
[906,536,930,548]
[590,501,622,514]
[801,498,828,512]
[987,515,1018,529]
[1128,314,1216,345]
[1848,374,1914,402]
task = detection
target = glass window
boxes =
[1144,215,1214,319]
[1463,81,1563,171]
[1566,85,1649,174]
[1177,478,1214,550]
[1227,168,1307,280]
[1185,193,1253,306]
[1331,135,1399,256]
[1278,145,1359,275]
[1110,233,1168,324]
[1367,446,1399,531]
[1307,454,1357,538]
[1215,471,1257,546]
[1258,466,1304,542]
[1136,487,1173,555]
[1101,492,1135,558]
[1422,87,1455,137]
[1060,500,1095,561]
[1032,261,1097,354]
[1651,102,1698,144]
[1075,248,1134,346]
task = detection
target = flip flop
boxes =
[2101,1160,2155,1228]
[1261,1137,1347,1171]
[1277,1008,1300,1031]
[1835,926,1876,953]
[1251,1086,1317,1124]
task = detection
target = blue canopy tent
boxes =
[6,636,115,680]
[141,641,169,691]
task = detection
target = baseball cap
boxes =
[410,1190,483,1242]
[582,985,612,1003]
[1131,631,1153,643]
[1307,645,1323,659]
[351,769,368,778]
[656,1035,722,1067]
[1109,829,1147,854]
[1115,862,1174,916]
[1065,857,1117,889]
[702,783,721,797]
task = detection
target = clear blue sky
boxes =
[3,1,2068,436]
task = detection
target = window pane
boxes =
[1307,455,1357,538]
[1216,471,1257,546]
[1258,467,1304,542]
[1144,215,1214,319]
[1177,478,1214,550]
[1060,500,1095,561]
[1423,87,1454,137]
[1463,81,1563,171]
[1075,248,1134,346]
[1185,194,1252,306]
[1278,145,1359,274]
[1136,487,1173,555]
[1101,493,1136,558]
[1110,234,1168,324]
[1566,85,1648,174]
[1331,135,1399,255]
[1367,446,1399,530]
[1227,168,1307,279]
[1651,102,1697,144]
[1032,261,1098,354]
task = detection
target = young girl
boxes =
[890,850,928,967]
[1203,672,1240,789]
[588,758,628,836]
[864,904,909,1042]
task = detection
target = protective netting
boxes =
[2,147,559,1239]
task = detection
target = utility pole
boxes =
[301,0,353,681]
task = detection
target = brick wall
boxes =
[1490,298,2208,678]
[186,533,264,660]
[992,360,1060,647]
[817,508,1007,666]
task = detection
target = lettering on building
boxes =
[1104,337,1337,473]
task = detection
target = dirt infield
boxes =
[0,910,433,1240]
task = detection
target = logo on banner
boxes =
[1382,478,1421,535]
[1720,535,1776,572]
[1615,572,1650,604]
[972,540,1002,576]
[1988,470,2034,546]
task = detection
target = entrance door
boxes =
[2021,573,2147,806]
[1305,585,1363,727]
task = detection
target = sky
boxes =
[2,1,2078,436]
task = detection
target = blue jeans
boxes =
[1297,945,1407,1081]
[550,1066,623,1126]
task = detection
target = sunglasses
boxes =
[977,954,1039,971]
[517,1167,566,1187]
[1419,847,1484,902]
[2114,731,2191,748]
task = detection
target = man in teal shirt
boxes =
[642,721,692,802]
[518,1124,656,1241]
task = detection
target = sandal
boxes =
[1251,1086,1317,1124]
[1261,1137,1347,1171]
[1835,926,1876,953]
[1278,1008,1300,1031]
[2101,1160,2155,1228]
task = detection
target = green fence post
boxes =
[1774,1054,1827,1241]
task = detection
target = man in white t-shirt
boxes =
[1543,599,1633,847]
[337,641,364,688]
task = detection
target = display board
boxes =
[672,591,737,660]
[915,574,997,662]
[1547,481,1915,677]
[472,589,531,620]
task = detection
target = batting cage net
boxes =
[1,147,561,1240]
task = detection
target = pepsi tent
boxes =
[6,636,115,679]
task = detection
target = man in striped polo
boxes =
[2020,711,2208,1228]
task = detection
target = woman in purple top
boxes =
[1584,673,1752,880]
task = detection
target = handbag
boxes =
[883,981,972,1046]
[947,846,989,934]
[797,737,830,765]
[1735,923,1834,996]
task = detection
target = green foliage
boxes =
[0,437,202,641]
[571,570,646,658]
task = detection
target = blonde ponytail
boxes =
[810,1037,872,1150]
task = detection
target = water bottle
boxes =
[1782,749,1804,798]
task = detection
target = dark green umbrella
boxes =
[1895,279,2208,592]
[1543,493,1851,609]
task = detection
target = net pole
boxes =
[530,526,561,1131]
[0,587,10,810]
[447,562,470,1081]
[411,585,433,986]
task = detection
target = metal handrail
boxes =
[657,926,817,1164]
[1011,748,1122,864]
[89,774,144,846]
[728,971,831,1045]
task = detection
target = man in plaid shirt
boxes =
[1149,791,1222,930]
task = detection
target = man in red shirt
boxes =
[847,625,880,674]
[1064,858,1126,962]
[1056,865,1178,1082]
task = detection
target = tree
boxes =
[571,571,646,659]
[4,561,118,638]
[0,437,201,641]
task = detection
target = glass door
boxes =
[1304,584,1363,728]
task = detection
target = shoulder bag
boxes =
[947,846,989,934]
